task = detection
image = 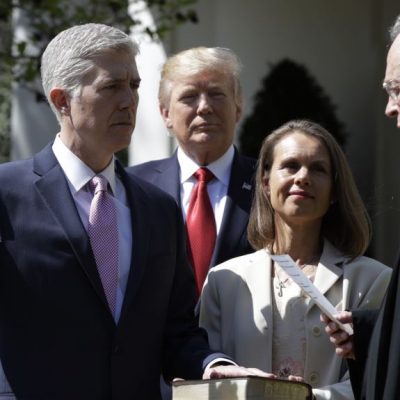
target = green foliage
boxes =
[2,0,198,85]
[0,79,11,163]
[143,0,198,38]
[0,5,12,162]
[239,59,347,159]
[0,0,198,162]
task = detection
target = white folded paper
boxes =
[271,254,353,335]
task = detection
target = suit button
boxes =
[312,325,321,337]
[309,372,319,384]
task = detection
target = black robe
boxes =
[349,261,400,399]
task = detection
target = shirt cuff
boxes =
[204,357,238,375]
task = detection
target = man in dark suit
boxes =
[322,14,400,400]
[0,23,268,399]
[128,47,255,295]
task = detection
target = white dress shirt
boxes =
[52,135,132,322]
[177,145,234,235]
[176,145,238,371]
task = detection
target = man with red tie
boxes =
[129,47,256,295]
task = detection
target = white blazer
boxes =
[199,240,392,400]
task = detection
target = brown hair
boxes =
[247,119,371,259]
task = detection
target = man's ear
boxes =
[235,102,242,123]
[50,88,70,116]
[160,104,173,129]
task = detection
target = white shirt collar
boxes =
[177,145,235,186]
[52,135,117,195]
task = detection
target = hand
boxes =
[320,311,355,359]
[287,375,304,382]
[203,364,276,380]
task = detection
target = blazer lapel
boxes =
[212,150,254,265]
[306,240,344,313]
[117,165,151,319]
[32,144,109,310]
[149,154,181,202]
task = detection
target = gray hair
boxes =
[158,46,243,109]
[389,14,400,42]
[41,23,139,122]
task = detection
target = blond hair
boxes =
[158,46,242,109]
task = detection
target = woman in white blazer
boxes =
[200,120,391,400]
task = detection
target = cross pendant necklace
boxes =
[274,262,289,297]
[277,280,285,297]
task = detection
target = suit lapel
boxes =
[149,153,181,202]
[117,165,151,319]
[212,150,254,265]
[32,144,109,310]
[314,240,344,293]
[306,240,344,313]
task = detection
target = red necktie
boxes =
[186,168,216,296]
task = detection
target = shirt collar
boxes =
[52,135,117,195]
[177,145,235,186]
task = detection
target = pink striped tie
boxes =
[88,175,119,316]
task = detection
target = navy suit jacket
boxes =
[0,144,222,400]
[127,148,256,268]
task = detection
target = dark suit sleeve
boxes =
[348,308,379,399]
[161,202,229,381]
